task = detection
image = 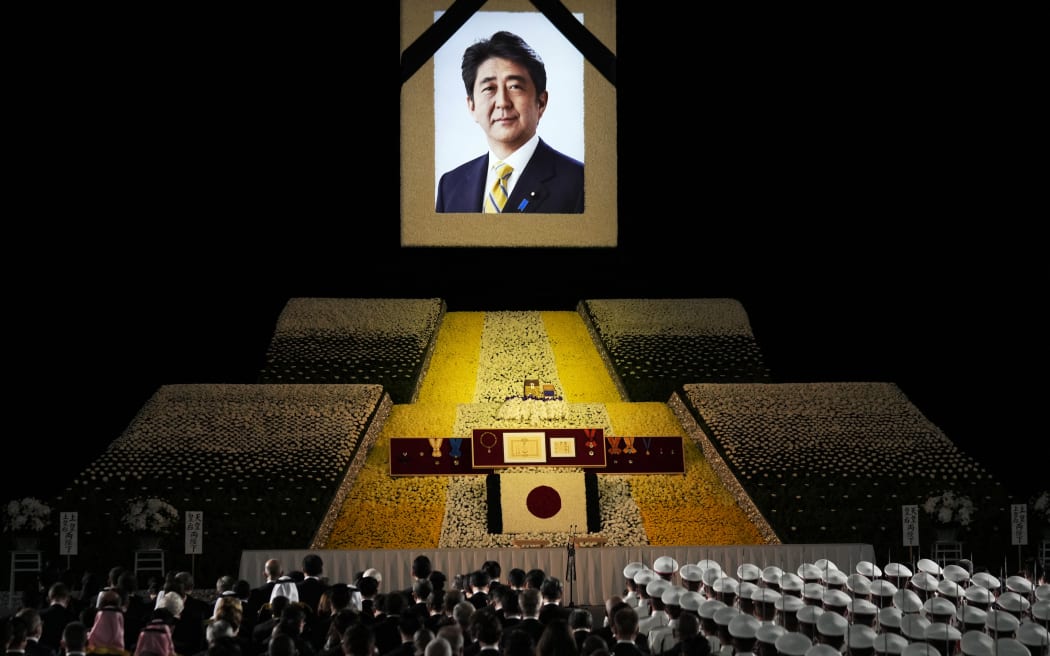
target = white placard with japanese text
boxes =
[185,511,203,555]
[60,512,78,556]
[1011,504,1028,546]
[902,504,920,546]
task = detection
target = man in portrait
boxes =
[435,30,584,214]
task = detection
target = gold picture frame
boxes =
[400,0,617,247]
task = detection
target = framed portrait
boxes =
[400,0,617,247]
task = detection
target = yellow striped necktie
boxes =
[483,161,514,213]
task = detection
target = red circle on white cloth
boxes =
[526,485,562,518]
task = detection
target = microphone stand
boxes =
[566,524,577,608]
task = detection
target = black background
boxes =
[5,4,1042,505]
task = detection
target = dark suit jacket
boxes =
[435,139,584,214]
[39,603,79,652]
[538,602,571,625]
[613,640,647,656]
[297,577,328,617]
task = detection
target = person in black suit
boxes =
[509,589,544,649]
[611,606,646,656]
[435,31,584,214]
[296,555,328,618]
[569,607,593,653]
[538,578,571,626]
[465,608,501,656]
[379,613,419,656]
[173,571,212,656]
[15,608,56,656]
[39,583,78,654]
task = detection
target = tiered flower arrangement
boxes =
[121,497,180,534]
[322,310,769,548]
[923,490,976,527]
[55,383,389,576]
[579,298,773,401]
[677,381,1010,554]
[3,497,52,534]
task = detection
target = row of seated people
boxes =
[2,553,1049,656]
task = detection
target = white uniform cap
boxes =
[796,605,824,625]
[816,611,847,637]
[884,563,913,579]
[847,573,872,596]
[661,586,684,606]
[729,614,760,639]
[985,609,1021,634]
[972,572,1001,590]
[738,581,758,599]
[798,563,823,582]
[803,583,826,602]
[923,596,957,619]
[916,558,943,576]
[900,614,932,641]
[869,579,898,598]
[752,587,781,604]
[901,643,940,656]
[961,630,995,656]
[712,576,739,595]
[942,564,970,584]
[654,556,680,575]
[937,579,964,599]
[780,573,805,593]
[775,632,813,656]
[873,633,909,656]
[695,559,721,574]
[701,567,723,587]
[822,569,848,587]
[678,564,703,582]
[634,569,657,586]
[762,566,785,585]
[893,589,924,613]
[924,622,962,642]
[878,607,903,629]
[805,644,841,656]
[624,561,647,579]
[1017,622,1050,649]
[822,589,851,611]
[847,625,878,650]
[994,638,1030,656]
[996,591,1031,614]
[814,559,838,573]
[757,624,787,645]
[1036,583,1050,602]
[646,578,671,599]
[777,594,805,613]
[1032,599,1050,621]
[847,598,878,618]
[714,605,741,627]
[679,590,703,612]
[910,571,940,592]
[363,567,382,583]
[699,599,726,619]
[964,585,994,605]
[737,563,762,582]
[955,604,986,627]
[857,561,883,579]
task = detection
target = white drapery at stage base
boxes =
[240,544,875,606]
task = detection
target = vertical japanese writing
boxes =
[185,511,203,554]
[60,512,78,556]
[902,505,919,546]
